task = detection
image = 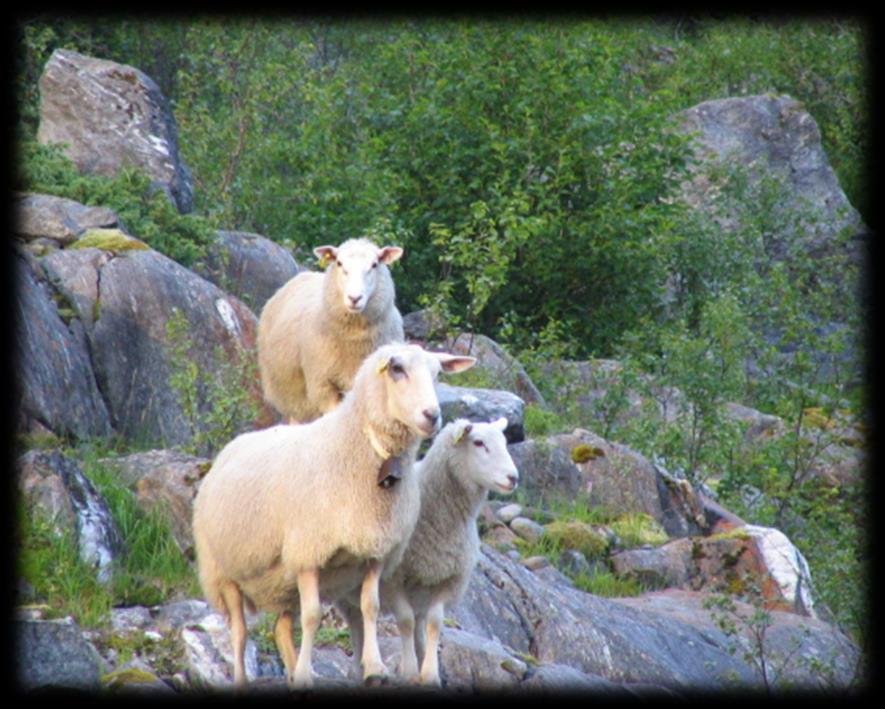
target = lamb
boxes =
[257,237,405,424]
[336,416,519,686]
[192,342,476,689]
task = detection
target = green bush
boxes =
[16,141,215,267]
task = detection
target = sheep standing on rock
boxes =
[338,416,519,686]
[257,238,405,424]
[192,343,476,689]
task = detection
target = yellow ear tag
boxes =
[318,252,333,269]
[376,358,390,374]
[453,427,466,444]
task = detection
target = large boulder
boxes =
[509,429,706,538]
[37,49,194,213]
[99,449,211,557]
[17,449,125,585]
[447,332,546,407]
[436,383,525,443]
[677,94,866,262]
[44,245,269,450]
[611,524,818,617]
[16,617,105,692]
[14,192,119,248]
[613,588,860,688]
[449,544,859,690]
[194,230,301,312]
[14,249,113,440]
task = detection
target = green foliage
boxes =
[77,447,200,606]
[165,308,262,457]
[16,141,215,266]
[17,502,113,627]
[572,570,643,598]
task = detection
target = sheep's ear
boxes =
[492,416,508,432]
[453,421,473,445]
[378,246,404,265]
[436,354,477,374]
[314,245,338,269]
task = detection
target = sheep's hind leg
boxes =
[220,581,249,690]
[292,569,321,688]
[274,610,298,687]
[359,559,390,684]
[418,599,444,687]
[389,589,419,681]
[334,600,364,681]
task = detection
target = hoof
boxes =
[363,673,390,688]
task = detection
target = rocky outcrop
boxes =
[14,51,866,696]
[194,230,301,312]
[677,94,865,262]
[14,192,119,250]
[99,449,211,557]
[15,250,113,440]
[611,525,817,617]
[16,616,106,692]
[437,383,525,443]
[86,248,260,448]
[17,449,125,584]
[37,49,194,213]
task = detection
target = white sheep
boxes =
[192,343,476,689]
[257,237,405,424]
[337,416,519,686]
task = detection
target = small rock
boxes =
[521,555,550,571]
[509,517,546,544]
[483,523,521,553]
[558,549,592,578]
[496,503,523,524]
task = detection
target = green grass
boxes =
[77,450,201,606]
[573,569,643,598]
[17,442,200,629]
[17,503,114,627]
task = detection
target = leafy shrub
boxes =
[16,141,215,267]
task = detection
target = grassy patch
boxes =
[78,450,200,606]
[573,569,643,598]
[17,503,114,627]
[609,513,669,548]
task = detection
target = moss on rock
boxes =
[543,520,609,559]
[72,228,149,254]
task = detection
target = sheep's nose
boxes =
[348,294,363,306]
[507,474,519,489]
[422,407,440,426]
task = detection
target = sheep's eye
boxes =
[372,261,379,269]
[391,363,405,374]
[473,440,486,449]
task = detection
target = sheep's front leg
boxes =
[220,581,248,689]
[389,588,419,681]
[274,610,298,686]
[293,569,321,688]
[359,559,389,683]
[418,599,445,687]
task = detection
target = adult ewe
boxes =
[257,238,404,424]
[338,416,519,686]
[192,343,475,689]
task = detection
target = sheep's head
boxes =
[371,344,475,439]
[451,417,519,494]
[315,238,403,314]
